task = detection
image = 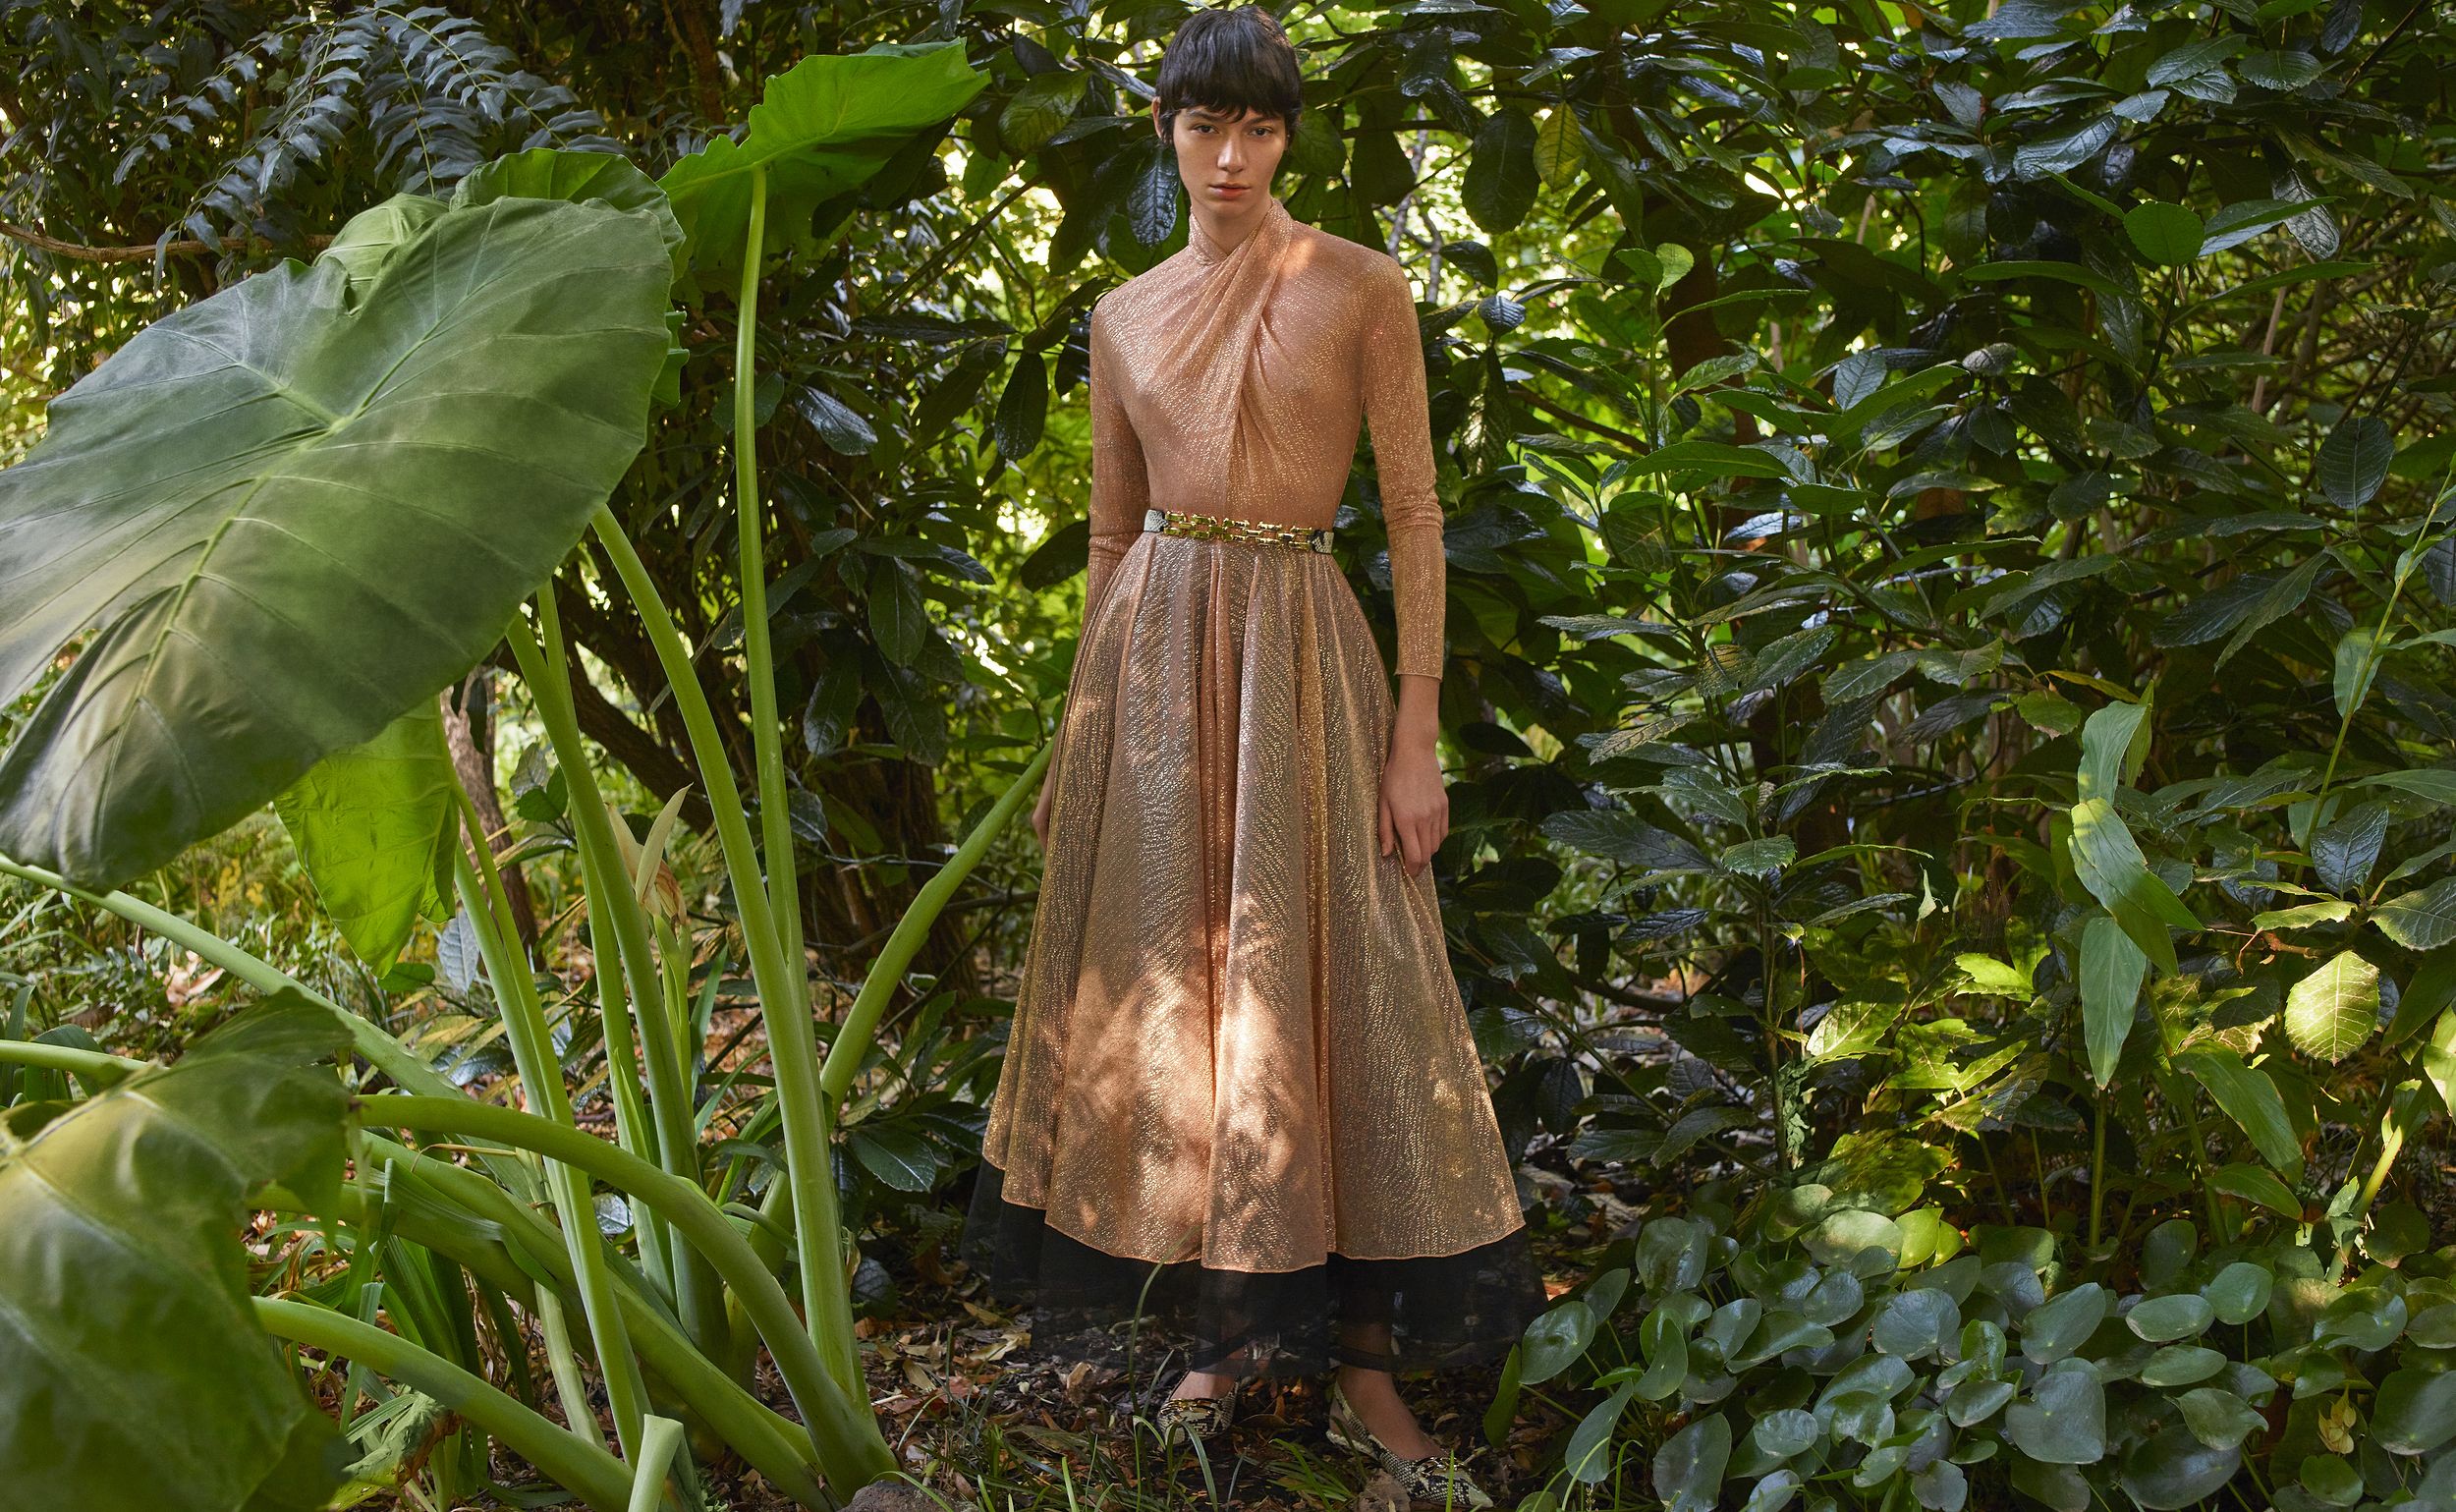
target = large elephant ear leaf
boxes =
[657,42,989,282]
[453,147,687,280]
[0,991,354,1512]
[316,193,448,298]
[0,193,675,889]
[272,700,460,976]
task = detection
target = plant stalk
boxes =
[506,605,726,1356]
[586,504,853,1394]
[448,823,649,1459]
[359,1094,895,1490]
[254,1296,633,1512]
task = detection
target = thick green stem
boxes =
[580,881,677,1305]
[586,505,852,1394]
[448,830,648,1460]
[0,1037,141,1081]
[0,856,461,1102]
[507,605,725,1356]
[723,160,853,1392]
[735,161,803,983]
[819,742,1050,1109]
[631,1417,689,1512]
[254,1297,634,1512]
[359,1094,894,1491]
[0,853,543,1204]
[352,1136,832,1508]
[534,1287,603,1450]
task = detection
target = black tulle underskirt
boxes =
[956,1158,1550,1380]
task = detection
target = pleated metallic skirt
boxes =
[963,517,1543,1378]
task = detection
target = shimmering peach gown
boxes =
[965,193,1539,1377]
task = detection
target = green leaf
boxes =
[2118,1427,2243,1509]
[2079,912,2147,1087]
[2020,1283,2110,1365]
[997,72,1085,156]
[1564,1381,1635,1483]
[0,993,352,1511]
[0,196,674,889]
[2334,626,2384,721]
[2076,698,2151,803]
[2372,1368,2456,1454]
[1872,1287,1960,1361]
[1462,105,1541,234]
[1635,1307,1690,1400]
[451,147,687,281]
[314,193,445,297]
[273,703,458,975]
[2177,1387,2266,1449]
[1720,836,1797,876]
[1747,1408,1819,1461]
[1652,1412,1732,1512]
[1742,1468,1803,1512]
[844,1123,935,1192]
[2125,202,2206,265]
[2068,798,2199,975]
[2174,1048,2306,1178]
[657,45,988,281]
[1626,440,1794,479]
[2128,1293,2215,1341]
[2374,876,2456,950]
[2284,948,2380,1062]
[2208,1161,2303,1217]
[2202,1261,2275,1324]
[2004,1360,2107,1464]
[1520,1298,1595,1384]
[2387,947,2456,1046]
[2317,415,2394,509]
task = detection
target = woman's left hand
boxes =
[1379,671,1447,874]
[1379,729,1448,876]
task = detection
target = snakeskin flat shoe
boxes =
[1324,1376,1495,1509]
[1153,1373,1239,1446]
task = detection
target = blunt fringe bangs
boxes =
[1153,6,1305,144]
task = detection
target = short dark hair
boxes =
[1153,6,1304,145]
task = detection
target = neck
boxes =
[1190,192,1277,262]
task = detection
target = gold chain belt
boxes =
[1144,506,1333,554]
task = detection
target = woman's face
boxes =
[1151,100,1288,216]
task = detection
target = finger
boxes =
[1379,794,1395,857]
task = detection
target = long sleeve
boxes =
[1356,255,1447,682]
[1083,298,1150,626]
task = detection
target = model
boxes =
[959,7,1545,1504]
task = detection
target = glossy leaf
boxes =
[657,44,989,281]
[2067,798,2199,975]
[272,702,458,975]
[2127,1293,2214,1342]
[2118,1427,2243,1509]
[0,993,351,1511]
[2079,911,2146,1087]
[2004,1361,2107,1464]
[2373,1367,2456,1453]
[2284,948,2379,1062]
[0,195,674,887]
[2202,1261,2274,1324]
[1652,1411,1732,1512]
[2174,1048,2306,1178]
[2374,875,2456,951]
[2020,1283,2110,1364]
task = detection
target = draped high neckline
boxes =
[1187,193,1292,268]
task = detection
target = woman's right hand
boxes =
[1031,777,1054,848]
